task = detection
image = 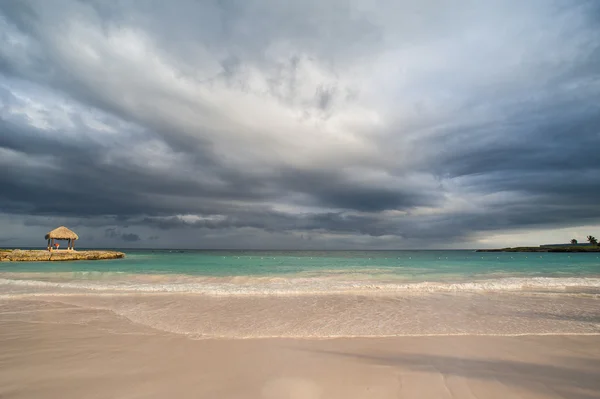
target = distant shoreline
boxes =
[477,246,600,253]
[0,249,125,262]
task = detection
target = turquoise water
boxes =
[2,251,600,337]
[2,250,600,282]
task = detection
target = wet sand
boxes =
[1,299,599,399]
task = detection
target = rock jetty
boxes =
[0,250,125,262]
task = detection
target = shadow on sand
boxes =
[298,348,600,399]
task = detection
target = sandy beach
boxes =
[3,0,600,396]
[1,293,599,399]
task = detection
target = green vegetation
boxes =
[0,249,12,253]
[480,233,600,252]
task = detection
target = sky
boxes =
[1,0,599,249]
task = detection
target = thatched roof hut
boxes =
[45,226,78,251]
[45,226,79,240]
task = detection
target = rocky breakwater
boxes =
[0,250,125,262]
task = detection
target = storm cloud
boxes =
[1,0,599,248]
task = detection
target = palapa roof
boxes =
[45,226,79,240]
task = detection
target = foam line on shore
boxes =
[2,276,600,296]
[183,332,600,340]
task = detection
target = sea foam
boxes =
[1,275,600,297]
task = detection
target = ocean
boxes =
[1,250,600,293]
[1,250,599,338]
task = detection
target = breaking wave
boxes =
[1,274,600,296]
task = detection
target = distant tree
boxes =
[571,239,578,245]
[587,235,598,245]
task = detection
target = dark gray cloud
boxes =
[1,0,600,248]
[121,233,140,242]
[104,228,140,243]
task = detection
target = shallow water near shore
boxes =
[1,250,599,339]
[1,249,600,296]
[2,249,600,280]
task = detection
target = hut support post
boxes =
[45,227,79,252]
